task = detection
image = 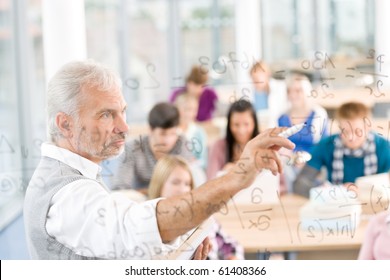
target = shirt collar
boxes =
[41,142,102,180]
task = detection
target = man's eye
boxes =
[101,112,111,118]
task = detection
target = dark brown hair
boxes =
[226,99,259,162]
[148,102,180,129]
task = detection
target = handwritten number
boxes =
[144,63,160,89]
[124,77,139,90]
[321,83,334,99]
[251,187,263,204]
[367,49,375,59]
[198,56,209,74]
[376,80,385,97]
[313,51,324,70]
[212,59,227,74]
[236,162,247,175]
[307,226,316,238]
[365,86,373,96]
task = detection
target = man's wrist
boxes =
[223,167,254,194]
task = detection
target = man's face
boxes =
[150,127,179,155]
[339,118,368,150]
[70,85,129,163]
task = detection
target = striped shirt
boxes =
[110,135,194,190]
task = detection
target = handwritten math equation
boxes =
[1,48,389,259]
[1,113,389,195]
[212,183,389,249]
[122,49,389,100]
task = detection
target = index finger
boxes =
[256,127,296,151]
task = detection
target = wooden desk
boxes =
[214,194,369,260]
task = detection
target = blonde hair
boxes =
[148,155,194,199]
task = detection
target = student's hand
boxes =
[192,237,211,260]
[230,127,295,189]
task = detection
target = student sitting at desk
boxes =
[293,102,390,197]
[207,99,259,180]
[174,93,208,170]
[278,74,328,193]
[110,102,193,194]
[249,61,288,128]
[170,65,218,122]
[148,155,244,260]
[278,73,328,153]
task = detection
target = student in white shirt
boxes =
[24,60,295,259]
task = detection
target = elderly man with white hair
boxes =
[24,60,295,260]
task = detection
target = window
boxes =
[261,0,375,63]
[0,0,45,230]
[0,1,23,223]
[180,0,235,86]
[86,0,170,123]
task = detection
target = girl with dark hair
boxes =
[207,99,259,179]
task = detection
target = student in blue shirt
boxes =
[278,74,328,154]
[293,102,390,197]
[278,74,328,193]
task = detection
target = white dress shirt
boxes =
[43,143,181,259]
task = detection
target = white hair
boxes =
[46,60,122,142]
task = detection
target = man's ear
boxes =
[55,112,74,138]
